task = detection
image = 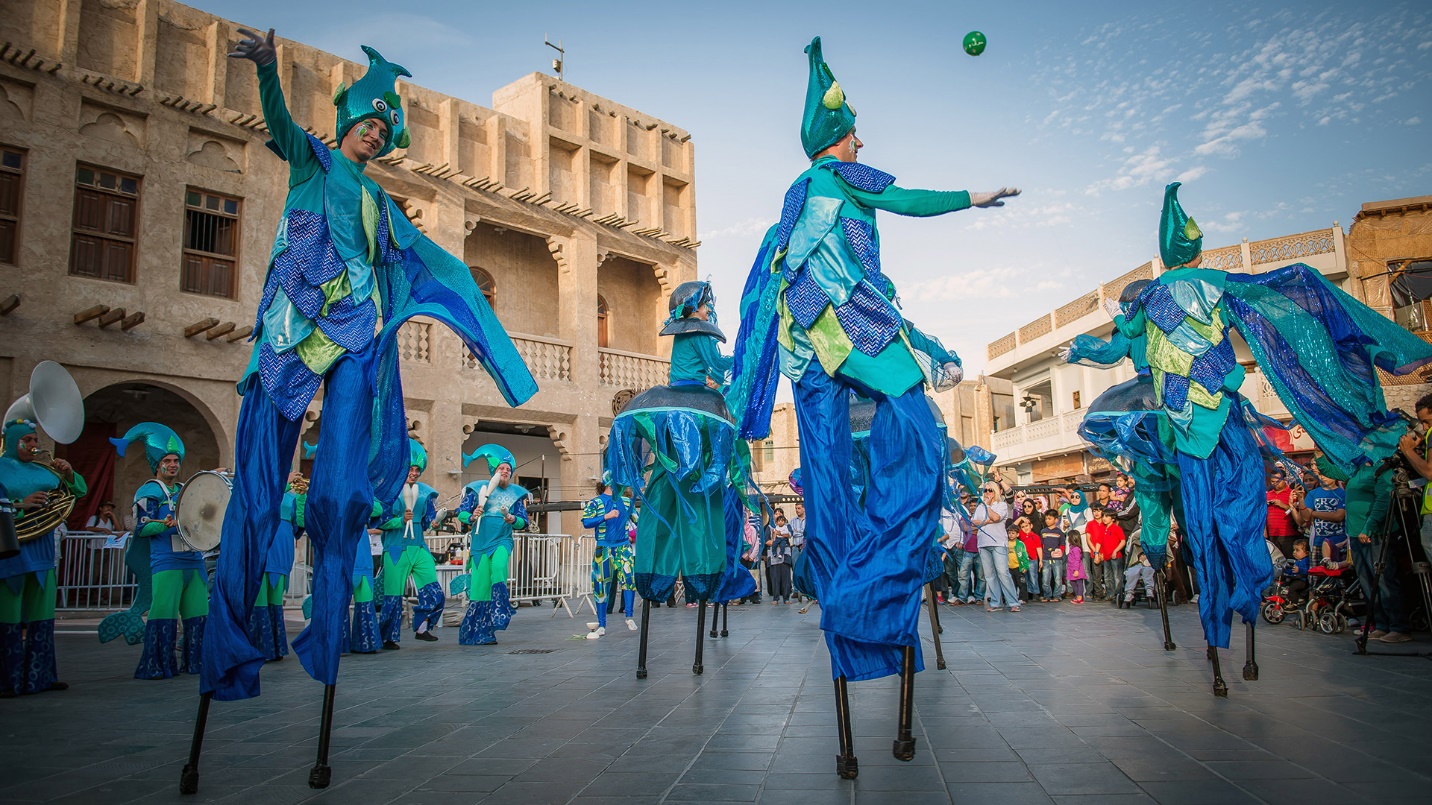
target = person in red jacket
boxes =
[1094,509,1127,604]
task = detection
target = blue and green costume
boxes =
[456,445,526,645]
[112,423,208,680]
[204,45,536,701]
[605,281,744,604]
[377,439,442,644]
[348,500,383,654]
[248,480,304,661]
[583,480,634,630]
[729,38,977,682]
[1071,182,1432,648]
[0,419,86,696]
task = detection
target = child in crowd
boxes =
[1065,529,1087,604]
[1039,510,1065,602]
[1006,530,1031,607]
[766,513,793,604]
[1285,538,1312,604]
[1016,517,1042,602]
[1121,551,1155,606]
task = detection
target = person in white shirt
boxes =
[972,484,1020,612]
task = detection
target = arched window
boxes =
[596,294,610,348]
[469,266,496,309]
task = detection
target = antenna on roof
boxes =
[544,36,565,81]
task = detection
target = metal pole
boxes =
[692,600,706,675]
[1209,645,1228,697]
[925,583,946,670]
[636,598,651,679]
[893,645,917,760]
[308,684,337,788]
[1242,623,1258,680]
[834,676,857,779]
[720,602,729,637]
[1156,568,1176,651]
[178,692,213,794]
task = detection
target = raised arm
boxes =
[841,182,1019,217]
[230,27,316,170]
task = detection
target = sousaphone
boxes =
[0,361,85,558]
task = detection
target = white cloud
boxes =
[1087,145,1175,194]
[1407,117,1423,126]
[905,267,1063,302]
[1176,165,1208,183]
[698,217,774,241]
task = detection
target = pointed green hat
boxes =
[333,45,413,158]
[1159,182,1203,269]
[801,37,857,159]
[463,443,515,476]
[110,422,185,473]
[408,438,427,474]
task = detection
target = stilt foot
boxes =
[892,737,916,761]
[692,663,703,675]
[1164,640,1177,651]
[1242,661,1259,681]
[308,764,331,789]
[836,754,859,779]
[936,659,947,670]
[1212,677,1229,697]
[636,668,647,680]
[179,765,199,795]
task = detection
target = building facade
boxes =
[0,0,699,533]
[982,215,1432,485]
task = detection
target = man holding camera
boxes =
[1398,393,1432,570]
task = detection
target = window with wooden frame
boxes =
[70,164,140,282]
[182,188,241,298]
[0,146,25,265]
[470,266,496,309]
[596,294,610,348]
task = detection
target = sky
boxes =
[190,0,1432,375]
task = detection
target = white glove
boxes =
[943,362,964,386]
[969,187,1021,208]
[1102,298,1123,321]
[1058,345,1074,363]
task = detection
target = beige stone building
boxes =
[747,376,1014,496]
[0,0,699,534]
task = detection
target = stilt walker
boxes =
[113,424,209,680]
[606,280,753,677]
[0,416,85,697]
[376,440,442,648]
[726,37,1019,777]
[456,445,526,646]
[188,28,536,794]
[1065,182,1432,695]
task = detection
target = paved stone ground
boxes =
[3,598,1430,804]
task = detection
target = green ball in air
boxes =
[963,31,987,57]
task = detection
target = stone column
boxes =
[553,230,600,388]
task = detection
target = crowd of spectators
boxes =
[932,475,1215,612]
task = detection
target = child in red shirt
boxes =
[1095,509,1127,603]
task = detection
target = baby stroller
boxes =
[1297,565,1359,634]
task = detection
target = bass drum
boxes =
[175,470,233,552]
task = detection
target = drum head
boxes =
[176,471,232,552]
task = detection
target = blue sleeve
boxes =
[135,496,176,540]
[457,488,477,524]
[905,321,960,366]
[510,498,528,532]
[1068,331,1133,368]
[695,335,733,379]
[420,495,437,530]
[581,497,606,530]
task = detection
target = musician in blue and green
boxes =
[249,471,305,662]
[0,418,85,696]
[376,439,441,648]
[113,423,208,680]
[457,445,527,645]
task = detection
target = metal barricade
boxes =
[427,532,597,622]
[55,531,135,611]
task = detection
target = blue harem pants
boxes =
[792,362,943,682]
[203,349,373,700]
[1175,407,1272,649]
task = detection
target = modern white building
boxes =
[984,226,1353,484]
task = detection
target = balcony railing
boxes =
[598,347,669,390]
[461,333,573,382]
